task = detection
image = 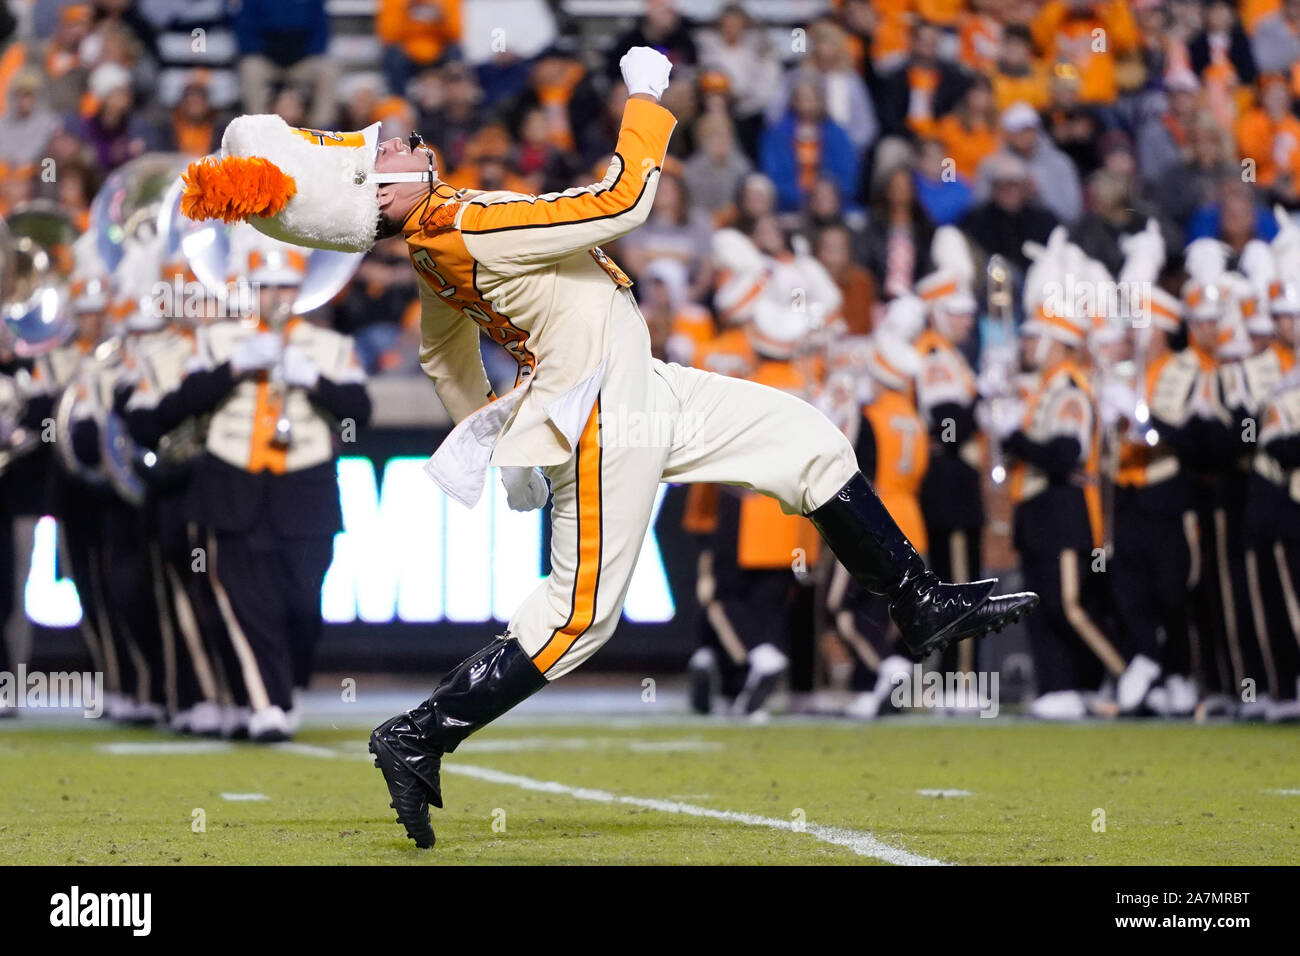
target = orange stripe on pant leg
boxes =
[532,400,603,675]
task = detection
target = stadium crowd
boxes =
[4,0,1300,732]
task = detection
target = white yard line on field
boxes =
[99,741,233,755]
[917,789,973,798]
[440,763,947,866]
[271,741,348,759]
[96,735,946,864]
[220,792,269,801]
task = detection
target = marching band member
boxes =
[38,235,125,715]
[1221,240,1290,717]
[702,301,825,718]
[172,229,370,742]
[1098,221,1199,716]
[915,228,985,674]
[179,48,1033,845]
[1242,209,1300,721]
[95,232,173,726]
[116,256,235,736]
[998,232,1124,719]
[1180,239,1252,716]
[686,227,839,716]
[829,313,930,720]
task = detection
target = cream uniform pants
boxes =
[509,290,859,679]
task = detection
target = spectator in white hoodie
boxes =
[697,3,782,156]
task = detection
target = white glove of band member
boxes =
[230,332,283,374]
[619,46,672,100]
[989,396,1027,439]
[500,466,549,512]
[1098,379,1139,429]
[281,346,321,389]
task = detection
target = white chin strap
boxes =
[361,122,436,185]
[369,170,433,184]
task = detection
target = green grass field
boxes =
[1,717,1297,865]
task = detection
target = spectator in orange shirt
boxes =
[958,0,1005,73]
[932,75,1000,179]
[503,44,604,164]
[989,23,1049,112]
[377,0,462,96]
[1234,74,1300,189]
[445,124,534,195]
[814,223,877,336]
[0,160,35,217]
[916,0,965,29]
[160,74,227,157]
[1032,0,1140,105]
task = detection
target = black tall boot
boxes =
[369,635,547,848]
[808,473,1037,659]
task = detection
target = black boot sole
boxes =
[946,592,1039,646]
[906,592,1038,660]
[369,735,437,849]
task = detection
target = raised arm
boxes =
[455,49,676,273]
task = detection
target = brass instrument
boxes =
[57,155,187,495]
[0,366,39,476]
[1,201,77,357]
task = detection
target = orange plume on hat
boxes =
[180,155,297,224]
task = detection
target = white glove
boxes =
[1117,218,1165,284]
[282,346,320,389]
[500,466,549,512]
[988,396,1026,439]
[619,46,672,100]
[1098,379,1139,429]
[230,332,283,374]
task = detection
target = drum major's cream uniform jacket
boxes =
[404,97,677,506]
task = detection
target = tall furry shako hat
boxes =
[179,116,430,252]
